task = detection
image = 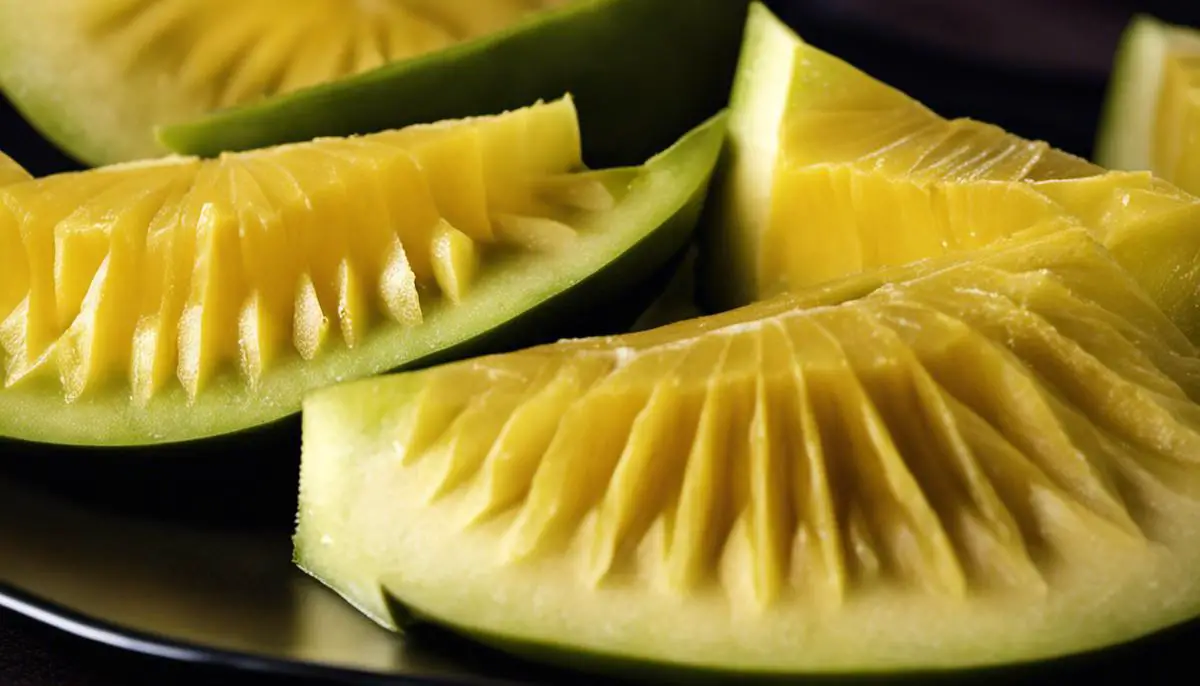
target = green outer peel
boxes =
[1094,14,1200,171]
[0,113,728,447]
[159,0,750,170]
[697,1,793,313]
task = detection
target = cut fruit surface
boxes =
[0,0,569,165]
[701,3,1200,322]
[0,97,727,446]
[1095,15,1200,195]
[158,0,750,170]
[296,226,1200,676]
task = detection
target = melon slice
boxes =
[0,97,728,446]
[701,3,1200,321]
[157,0,751,170]
[1095,14,1200,194]
[296,225,1200,675]
[0,0,570,165]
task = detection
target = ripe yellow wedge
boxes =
[297,225,1200,676]
[0,97,727,446]
[703,3,1200,341]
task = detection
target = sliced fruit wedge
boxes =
[297,225,1200,675]
[1094,14,1200,182]
[0,0,572,166]
[158,0,750,170]
[0,97,727,447]
[701,3,1200,324]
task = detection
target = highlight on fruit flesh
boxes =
[295,224,1200,675]
[0,0,570,165]
[1095,14,1200,195]
[0,96,729,446]
[701,3,1200,323]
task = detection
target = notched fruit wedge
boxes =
[702,3,1200,327]
[0,97,728,446]
[297,226,1200,676]
[0,0,571,165]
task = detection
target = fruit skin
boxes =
[158,0,750,169]
[1093,14,1195,173]
[696,1,780,313]
[380,592,1195,684]
[0,112,727,448]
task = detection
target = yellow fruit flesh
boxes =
[0,0,571,163]
[83,0,569,111]
[0,97,611,406]
[298,227,1200,671]
[710,5,1200,317]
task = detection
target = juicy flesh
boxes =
[0,97,613,405]
[718,6,1200,310]
[82,0,569,111]
[297,227,1200,670]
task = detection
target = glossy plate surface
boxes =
[0,442,588,685]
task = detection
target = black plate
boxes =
[1,2,1196,684]
[0,443,598,685]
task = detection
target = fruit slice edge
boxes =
[699,2,1117,313]
[296,225,1200,675]
[157,0,750,170]
[0,0,570,166]
[0,111,727,447]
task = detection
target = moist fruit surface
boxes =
[704,3,1200,324]
[296,226,1200,675]
[0,98,727,446]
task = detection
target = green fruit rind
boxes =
[0,112,728,447]
[158,0,750,170]
[1094,14,1200,171]
[697,1,800,313]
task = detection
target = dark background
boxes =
[2,1,1198,684]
